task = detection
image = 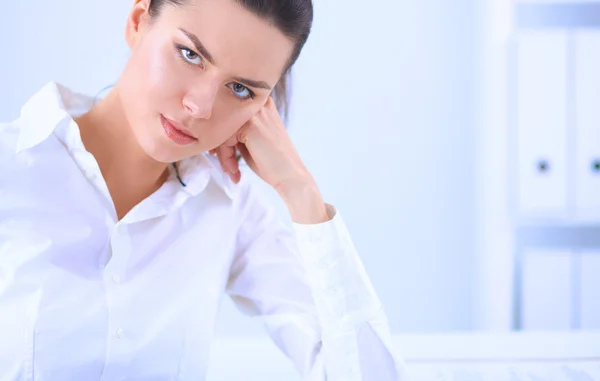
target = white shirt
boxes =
[0,83,406,381]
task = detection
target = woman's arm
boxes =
[212,96,407,380]
[226,183,407,381]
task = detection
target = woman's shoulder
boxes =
[0,118,23,158]
[0,119,26,185]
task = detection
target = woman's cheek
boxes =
[150,45,184,94]
[218,105,255,134]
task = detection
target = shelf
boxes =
[516,2,600,29]
[515,225,600,248]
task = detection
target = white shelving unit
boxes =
[510,1,600,330]
[476,0,600,331]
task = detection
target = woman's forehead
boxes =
[156,0,294,82]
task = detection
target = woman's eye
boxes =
[179,47,202,65]
[228,83,253,100]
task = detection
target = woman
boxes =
[0,0,406,380]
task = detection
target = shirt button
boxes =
[327,287,340,297]
[83,170,96,180]
[116,328,124,339]
[112,274,120,284]
[316,256,335,269]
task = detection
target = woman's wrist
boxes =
[277,177,329,224]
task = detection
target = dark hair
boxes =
[148,0,314,120]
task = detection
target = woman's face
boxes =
[119,0,294,163]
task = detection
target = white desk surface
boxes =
[207,331,600,380]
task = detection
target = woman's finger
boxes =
[236,143,256,174]
[216,145,240,182]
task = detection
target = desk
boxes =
[207,331,600,380]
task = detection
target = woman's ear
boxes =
[125,0,152,49]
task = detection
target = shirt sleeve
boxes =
[226,184,407,381]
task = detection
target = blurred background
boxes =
[0,0,598,342]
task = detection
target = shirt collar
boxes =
[176,153,239,200]
[16,81,93,154]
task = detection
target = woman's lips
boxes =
[160,115,197,145]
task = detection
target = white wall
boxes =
[0,1,132,121]
[474,0,515,331]
[0,0,480,334]
[285,0,480,332]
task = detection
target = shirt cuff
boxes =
[291,204,350,269]
[292,204,382,324]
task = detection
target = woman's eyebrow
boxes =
[179,28,216,65]
[178,28,273,91]
[233,77,272,91]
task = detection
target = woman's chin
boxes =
[146,142,210,165]
[141,140,185,164]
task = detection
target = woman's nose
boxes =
[182,82,219,120]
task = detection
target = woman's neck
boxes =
[75,87,169,220]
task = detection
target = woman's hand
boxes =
[211,97,329,224]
